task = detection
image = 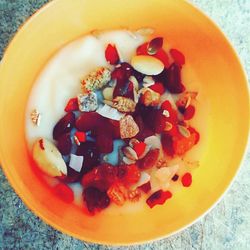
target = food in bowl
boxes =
[26,29,200,214]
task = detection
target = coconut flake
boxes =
[136,172,151,187]
[144,135,161,149]
[69,154,84,173]
[97,104,125,121]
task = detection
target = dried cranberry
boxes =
[64,98,79,112]
[181,173,192,187]
[56,133,72,155]
[81,164,117,191]
[53,112,75,140]
[161,133,175,156]
[83,187,110,213]
[63,165,82,183]
[53,183,74,203]
[76,141,100,174]
[133,115,154,140]
[149,82,165,95]
[96,133,113,154]
[75,112,103,132]
[170,48,185,66]
[105,44,120,65]
[111,63,133,82]
[113,79,134,100]
[183,105,195,120]
[138,181,151,193]
[133,142,146,157]
[138,149,160,169]
[109,119,121,139]
[154,110,168,133]
[146,190,172,208]
[165,63,185,93]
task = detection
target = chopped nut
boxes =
[162,110,170,118]
[127,189,141,202]
[123,156,136,165]
[140,88,161,106]
[164,122,173,131]
[107,183,127,206]
[176,91,198,109]
[30,109,41,126]
[120,115,139,139]
[178,125,191,138]
[81,67,111,93]
[123,146,138,161]
[113,96,136,113]
[78,93,98,112]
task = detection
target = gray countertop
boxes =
[0,0,250,249]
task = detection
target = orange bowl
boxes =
[0,0,249,245]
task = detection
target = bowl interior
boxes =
[0,0,249,245]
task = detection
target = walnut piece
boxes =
[120,115,139,139]
[113,96,136,113]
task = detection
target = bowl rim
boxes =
[0,0,249,246]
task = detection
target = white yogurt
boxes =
[25,30,147,147]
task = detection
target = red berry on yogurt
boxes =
[181,172,192,187]
[105,44,120,65]
[53,112,75,140]
[170,48,185,66]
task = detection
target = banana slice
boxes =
[32,138,67,177]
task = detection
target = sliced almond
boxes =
[102,87,114,101]
[32,138,67,177]
[97,104,124,121]
[129,138,140,148]
[123,146,138,161]
[144,135,161,149]
[143,76,155,85]
[131,55,164,76]
[136,27,155,36]
[123,156,136,165]
[178,125,191,138]
[164,122,173,131]
[30,109,41,126]
[129,76,139,91]
[136,172,151,187]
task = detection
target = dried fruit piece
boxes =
[120,115,139,139]
[147,37,163,55]
[161,133,174,156]
[53,183,74,203]
[81,67,111,93]
[64,98,79,112]
[138,148,160,169]
[96,132,113,154]
[131,55,164,75]
[83,187,110,213]
[107,183,127,206]
[133,142,146,157]
[53,112,75,140]
[30,109,41,126]
[173,127,199,155]
[113,96,136,113]
[33,138,67,177]
[183,105,195,120]
[118,164,141,185]
[181,172,192,187]
[149,82,165,95]
[127,189,141,202]
[102,87,114,101]
[146,190,172,208]
[75,112,103,132]
[140,88,161,106]
[76,141,100,175]
[172,174,179,181]
[78,93,98,112]
[105,44,120,65]
[57,133,72,155]
[138,181,151,193]
[170,48,185,66]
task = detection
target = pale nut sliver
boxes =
[123,156,136,165]
[131,55,164,75]
[129,76,139,91]
[123,146,138,161]
[103,87,114,101]
[32,138,67,177]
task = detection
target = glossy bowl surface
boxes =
[0,0,249,245]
